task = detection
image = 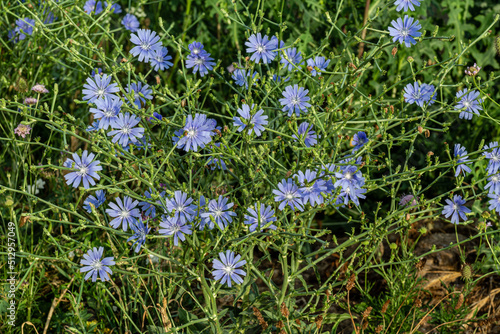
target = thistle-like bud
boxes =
[461,264,472,280]
[465,63,481,76]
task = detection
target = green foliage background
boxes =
[0,0,499,333]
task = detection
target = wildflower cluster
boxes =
[4,0,500,331]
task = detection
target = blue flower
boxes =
[338,187,367,206]
[483,142,500,175]
[91,67,103,77]
[159,216,192,246]
[149,47,173,71]
[280,47,303,71]
[488,193,500,212]
[454,144,472,177]
[403,82,436,107]
[122,14,139,32]
[442,195,470,224]
[352,131,368,152]
[83,1,103,14]
[89,97,122,130]
[455,89,482,120]
[244,203,277,232]
[279,84,311,117]
[87,120,100,132]
[212,250,246,287]
[272,74,290,83]
[82,74,119,104]
[485,174,500,194]
[43,10,56,25]
[130,29,162,62]
[15,18,35,40]
[292,122,318,147]
[294,170,327,207]
[80,247,115,282]
[394,0,421,12]
[186,52,216,77]
[63,150,102,189]
[273,179,304,211]
[232,69,258,88]
[388,15,422,47]
[106,196,141,231]
[149,112,163,122]
[206,143,229,171]
[200,196,236,230]
[245,33,278,64]
[83,190,106,213]
[166,191,197,224]
[319,163,337,193]
[138,188,166,218]
[127,218,150,253]
[8,29,19,43]
[307,56,330,76]
[188,41,205,56]
[233,104,268,137]
[334,165,365,194]
[105,2,121,13]
[175,114,216,152]
[107,113,145,147]
[125,82,153,109]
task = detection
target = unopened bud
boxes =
[461,264,472,280]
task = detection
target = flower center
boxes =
[452,204,458,211]
[97,89,105,97]
[78,166,88,176]
[345,172,352,180]
[223,265,234,275]
[187,130,196,138]
[92,260,102,270]
[120,210,130,218]
[401,28,409,37]
[194,58,204,65]
[285,192,294,200]
[141,42,151,50]
[214,209,223,217]
[176,205,184,212]
[257,45,265,53]
[104,110,115,118]
[291,97,299,105]
[122,126,131,134]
